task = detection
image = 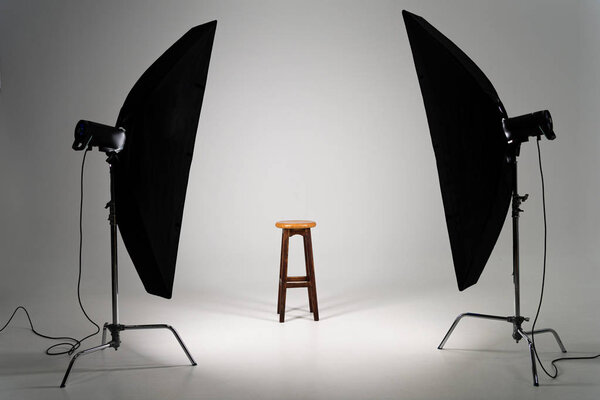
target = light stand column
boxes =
[109,161,119,327]
[60,153,196,388]
[509,153,530,341]
[512,155,522,330]
[509,153,539,385]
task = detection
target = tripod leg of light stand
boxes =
[101,322,109,345]
[122,324,197,366]
[517,329,539,386]
[523,328,567,353]
[60,342,114,388]
[438,312,509,349]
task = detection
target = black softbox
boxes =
[403,11,513,290]
[114,20,217,298]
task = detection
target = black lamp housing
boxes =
[73,120,125,153]
[503,110,556,144]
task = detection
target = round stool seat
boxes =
[275,220,316,229]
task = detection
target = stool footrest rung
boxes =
[287,276,308,282]
[286,281,310,288]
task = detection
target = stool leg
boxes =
[304,229,319,321]
[302,229,313,313]
[277,229,286,314]
[279,229,290,323]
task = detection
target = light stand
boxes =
[437,143,566,386]
[60,152,196,388]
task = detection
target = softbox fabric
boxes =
[403,11,513,291]
[114,21,217,298]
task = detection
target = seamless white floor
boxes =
[1,281,599,400]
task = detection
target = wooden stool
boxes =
[276,220,319,322]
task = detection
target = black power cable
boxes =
[0,148,99,355]
[531,136,600,379]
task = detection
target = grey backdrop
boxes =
[0,0,599,357]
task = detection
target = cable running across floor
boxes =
[0,148,100,355]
